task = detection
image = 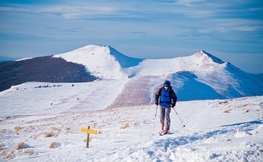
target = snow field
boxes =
[0,87,262,161]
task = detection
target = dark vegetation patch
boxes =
[0,56,96,91]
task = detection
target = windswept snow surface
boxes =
[0,82,263,161]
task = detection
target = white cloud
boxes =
[176,0,207,6]
[0,6,31,12]
[234,26,261,32]
[37,5,117,19]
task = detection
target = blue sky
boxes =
[0,0,262,73]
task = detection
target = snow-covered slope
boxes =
[53,45,263,101]
[126,50,263,100]
[53,45,143,79]
[0,82,262,161]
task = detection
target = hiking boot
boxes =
[164,129,169,134]
[161,124,164,130]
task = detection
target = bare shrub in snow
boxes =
[14,126,22,134]
[55,129,61,138]
[5,150,15,159]
[219,101,228,105]
[52,127,62,137]
[45,132,53,137]
[49,142,60,148]
[17,142,32,150]
[65,127,71,133]
[245,109,250,113]
[121,123,129,129]
[0,145,3,151]
[17,142,27,150]
[23,149,35,156]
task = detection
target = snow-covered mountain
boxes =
[53,45,143,79]
[1,44,262,101]
[1,44,263,161]
[53,44,263,101]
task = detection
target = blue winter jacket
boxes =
[155,87,177,108]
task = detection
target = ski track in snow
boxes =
[0,82,263,162]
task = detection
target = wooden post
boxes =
[86,126,90,148]
[80,126,97,148]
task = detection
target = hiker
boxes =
[155,80,177,134]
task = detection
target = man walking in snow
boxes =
[155,80,177,135]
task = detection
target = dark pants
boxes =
[159,106,171,130]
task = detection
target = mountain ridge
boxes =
[52,45,263,101]
[0,44,262,101]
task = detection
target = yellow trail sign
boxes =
[80,128,97,134]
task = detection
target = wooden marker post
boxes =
[80,126,97,148]
[86,126,90,148]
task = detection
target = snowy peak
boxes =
[108,46,143,68]
[54,45,142,79]
[193,50,224,65]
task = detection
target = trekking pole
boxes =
[155,105,158,118]
[154,105,158,128]
[172,108,185,127]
